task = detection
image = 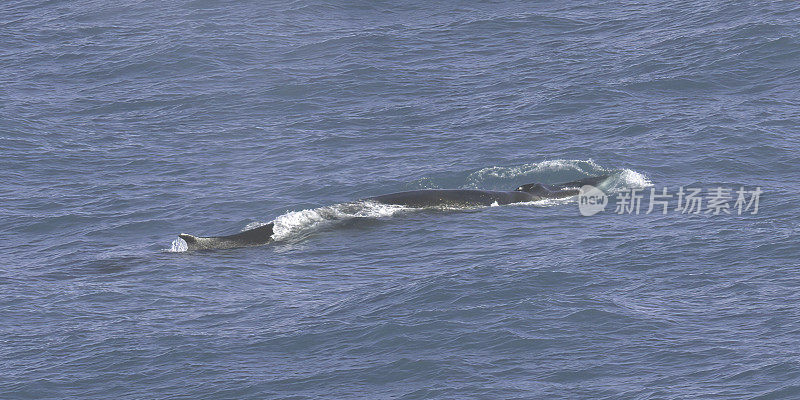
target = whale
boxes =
[177,175,608,250]
[179,222,275,251]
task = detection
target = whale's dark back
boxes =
[369,189,534,208]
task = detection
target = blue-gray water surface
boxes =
[3,1,800,399]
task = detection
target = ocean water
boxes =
[3,0,800,398]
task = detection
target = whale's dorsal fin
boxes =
[178,222,275,250]
[230,222,274,244]
[179,233,198,244]
[515,183,553,196]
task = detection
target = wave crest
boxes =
[263,201,409,242]
[463,159,650,192]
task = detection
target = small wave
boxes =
[258,201,409,242]
[463,159,607,190]
[468,159,604,179]
[463,159,650,192]
[615,169,652,189]
[168,238,188,252]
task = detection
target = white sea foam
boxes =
[465,159,604,185]
[168,238,188,252]
[259,201,409,242]
[618,168,652,189]
[465,159,650,193]
[593,168,652,194]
